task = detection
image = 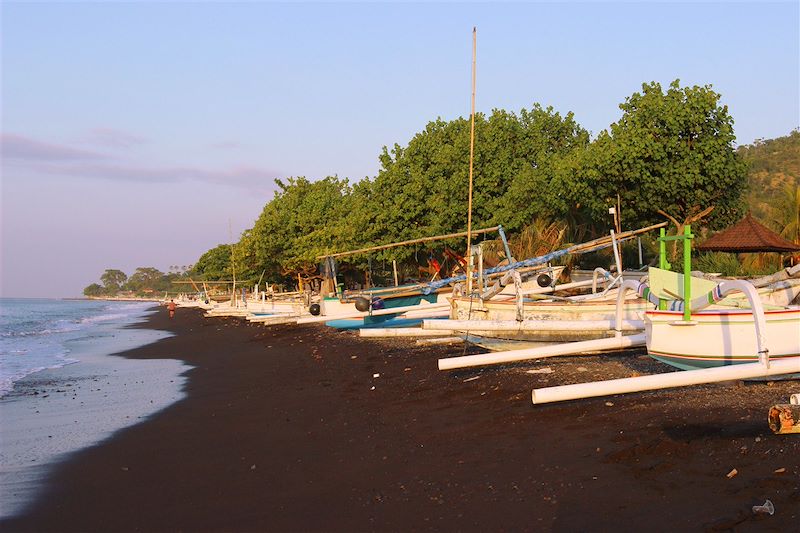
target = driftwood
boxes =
[768,404,800,435]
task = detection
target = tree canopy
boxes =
[242,176,354,282]
[100,269,127,294]
[572,80,747,233]
[193,244,233,281]
[184,79,755,288]
[83,267,183,297]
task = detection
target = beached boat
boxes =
[320,289,446,329]
[448,293,648,350]
[435,263,800,351]
[646,306,800,370]
[304,226,519,329]
[528,227,800,404]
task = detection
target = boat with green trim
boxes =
[646,307,800,371]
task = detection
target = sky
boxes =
[1,1,798,298]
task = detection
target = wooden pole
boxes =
[466,26,477,292]
[229,219,237,305]
[317,226,499,259]
[392,260,399,287]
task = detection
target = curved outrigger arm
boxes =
[613,279,770,368]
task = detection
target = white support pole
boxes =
[423,319,644,332]
[591,268,611,294]
[359,328,455,338]
[417,337,464,346]
[247,315,300,326]
[615,280,646,337]
[637,237,643,267]
[610,229,623,276]
[438,333,646,371]
[531,358,800,405]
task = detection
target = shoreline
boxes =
[66,297,163,302]
[0,305,189,519]
[1,307,798,531]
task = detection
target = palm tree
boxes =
[481,218,570,266]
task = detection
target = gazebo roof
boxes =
[697,213,800,253]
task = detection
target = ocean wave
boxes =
[79,312,130,325]
[0,323,83,338]
[0,299,156,397]
[103,302,156,312]
[0,357,79,397]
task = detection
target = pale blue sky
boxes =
[2,1,798,297]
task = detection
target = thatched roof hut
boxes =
[697,213,800,253]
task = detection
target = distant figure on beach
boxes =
[168,300,176,319]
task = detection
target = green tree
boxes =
[248,176,353,280]
[575,80,748,235]
[772,183,800,245]
[124,267,166,293]
[193,244,232,281]
[738,129,800,226]
[83,283,105,297]
[100,269,127,294]
[357,105,588,262]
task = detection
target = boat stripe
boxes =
[648,309,800,317]
[648,318,800,326]
[649,350,800,361]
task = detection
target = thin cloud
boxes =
[1,133,108,161]
[85,128,147,149]
[44,162,281,190]
[3,132,281,192]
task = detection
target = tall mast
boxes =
[466,27,477,292]
[229,218,237,303]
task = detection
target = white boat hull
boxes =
[450,295,649,348]
[646,308,800,371]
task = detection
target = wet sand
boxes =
[2,307,797,532]
[0,309,187,519]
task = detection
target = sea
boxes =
[0,298,160,396]
[0,298,190,518]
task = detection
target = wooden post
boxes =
[465,27,477,293]
[392,260,399,287]
[477,244,484,294]
[683,225,693,322]
[229,219,237,305]
[637,237,643,267]
[658,228,668,310]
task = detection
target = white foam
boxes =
[0,308,189,518]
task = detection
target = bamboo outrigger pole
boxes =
[317,226,500,259]
[466,27,477,293]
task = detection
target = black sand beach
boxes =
[2,307,798,532]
